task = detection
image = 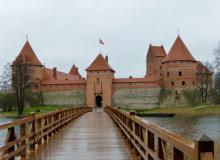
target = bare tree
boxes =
[0,63,12,91]
[214,42,220,70]
[12,57,35,115]
[196,61,213,103]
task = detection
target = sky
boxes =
[0,0,220,78]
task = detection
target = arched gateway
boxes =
[95,95,103,107]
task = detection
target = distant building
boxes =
[13,36,211,108]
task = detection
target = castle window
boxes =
[149,74,151,76]
[97,78,100,84]
[160,66,162,69]
[179,71,182,76]
[182,81,185,86]
[171,81,174,86]
[167,72,170,77]
[193,81,195,85]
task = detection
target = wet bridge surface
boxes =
[29,110,137,160]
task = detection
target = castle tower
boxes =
[162,36,197,91]
[146,45,166,80]
[13,41,43,89]
[86,54,115,107]
[69,64,82,78]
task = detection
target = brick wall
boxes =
[112,88,161,108]
[43,90,86,105]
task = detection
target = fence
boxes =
[105,106,214,160]
[0,106,92,160]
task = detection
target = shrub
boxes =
[159,88,172,104]
[182,89,200,106]
[0,92,17,111]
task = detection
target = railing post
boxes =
[43,117,48,142]
[195,135,214,160]
[48,115,53,137]
[157,138,167,160]
[20,123,26,159]
[173,147,183,160]
[30,113,36,151]
[37,118,43,145]
[5,127,16,160]
[129,111,136,149]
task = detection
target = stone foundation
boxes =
[112,88,161,108]
[43,90,86,105]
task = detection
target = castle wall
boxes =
[42,90,86,105]
[112,80,161,108]
[41,83,86,91]
[41,82,86,105]
[112,87,161,108]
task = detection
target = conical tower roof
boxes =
[162,36,196,62]
[14,41,42,66]
[86,54,115,72]
[69,64,81,76]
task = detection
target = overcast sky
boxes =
[0,0,219,78]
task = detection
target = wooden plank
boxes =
[29,111,138,160]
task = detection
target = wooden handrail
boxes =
[105,106,214,160]
[0,106,92,160]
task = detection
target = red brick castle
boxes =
[14,36,208,108]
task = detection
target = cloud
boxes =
[0,0,219,78]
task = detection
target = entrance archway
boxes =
[95,95,102,107]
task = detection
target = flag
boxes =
[99,38,105,45]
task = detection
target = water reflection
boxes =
[144,116,220,159]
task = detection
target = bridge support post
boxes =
[195,135,214,160]
[37,118,43,145]
[30,113,36,151]
[20,123,26,159]
[5,127,16,160]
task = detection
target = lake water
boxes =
[144,116,220,159]
[0,117,13,147]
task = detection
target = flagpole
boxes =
[99,42,101,53]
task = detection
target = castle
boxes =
[13,35,209,108]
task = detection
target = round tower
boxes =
[162,36,197,91]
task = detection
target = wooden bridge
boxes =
[0,107,214,160]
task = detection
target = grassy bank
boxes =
[122,105,220,117]
[0,105,66,116]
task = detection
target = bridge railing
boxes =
[105,106,214,160]
[0,106,92,160]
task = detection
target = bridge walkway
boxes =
[29,110,138,160]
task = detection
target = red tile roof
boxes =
[42,67,80,82]
[14,41,42,66]
[149,45,166,57]
[86,54,115,72]
[69,64,81,77]
[162,36,196,62]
